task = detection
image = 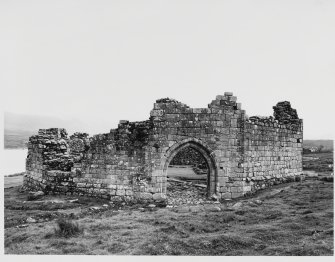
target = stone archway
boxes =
[161,138,218,197]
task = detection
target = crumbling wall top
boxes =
[37,128,68,138]
[246,101,302,130]
[28,128,73,171]
[273,101,300,122]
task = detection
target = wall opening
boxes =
[162,140,217,205]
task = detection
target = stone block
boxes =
[140,192,153,200]
[229,96,237,102]
[153,193,166,201]
[116,189,125,196]
[221,192,232,199]
[107,184,117,189]
[125,190,133,196]
[230,187,239,193]
[231,192,243,198]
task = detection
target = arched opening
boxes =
[162,140,217,205]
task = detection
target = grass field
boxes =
[303,151,333,174]
[4,177,333,255]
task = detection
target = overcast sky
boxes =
[1,0,334,139]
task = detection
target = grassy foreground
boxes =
[4,177,333,255]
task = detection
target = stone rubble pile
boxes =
[167,180,210,206]
[156,97,188,106]
[192,166,208,175]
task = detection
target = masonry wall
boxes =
[24,128,73,192]
[23,93,303,201]
[72,121,156,200]
[233,118,303,199]
[145,94,246,200]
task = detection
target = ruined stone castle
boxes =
[24,92,303,201]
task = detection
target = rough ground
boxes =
[4,177,333,255]
[167,166,208,205]
[303,152,333,173]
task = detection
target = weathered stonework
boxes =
[23,93,303,201]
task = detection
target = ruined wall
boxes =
[230,102,303,199]
[24,128,72,192]
[24,123,154,199]
[23,93,303,201]
[243,103,303,194]
[71,120,155,200]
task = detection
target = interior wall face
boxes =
[23,93,303,201]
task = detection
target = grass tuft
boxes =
[54,218,83,238]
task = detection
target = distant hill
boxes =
[303,140,333,151]
[4,112,86,149]
[5,111,334,151]
[4,129,35,149]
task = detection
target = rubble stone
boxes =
[28,191,45,201]
[232,202,243,209]
[26,217,37,223]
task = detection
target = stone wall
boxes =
[241,102,303,197]
[24,128,72,191]
[23,93,303,201]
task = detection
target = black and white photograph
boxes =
[1,0,334,257]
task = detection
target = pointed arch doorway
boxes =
[161,138,218,203]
